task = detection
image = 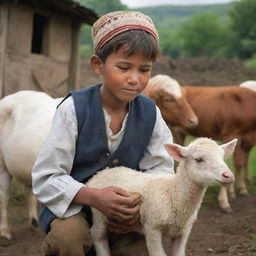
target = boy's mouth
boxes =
[122,88,139,93]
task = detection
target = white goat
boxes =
[0,90,61,240]
[87,137,237,256]
[239,80,256,91]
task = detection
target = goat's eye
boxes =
[195,157,203,163]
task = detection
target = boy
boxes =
[32,11,174,256]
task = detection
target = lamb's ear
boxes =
[164,143,188,162]
[220,139,238,159]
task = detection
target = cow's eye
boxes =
[164,98,174,103]
[195,157,203,163]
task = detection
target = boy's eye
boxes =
[140,69,150,73]
[117,66,129,70]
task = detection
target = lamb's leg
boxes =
[90,213,111,256]
[0,155,12,240]
[170,222,193,256]
[27,189,39,229]
[144,228,166,256]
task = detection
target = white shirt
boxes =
[32,96,174,218]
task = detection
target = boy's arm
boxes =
[32,97,84,218]
[139,106,175,174]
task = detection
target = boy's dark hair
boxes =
[96,30,160,63]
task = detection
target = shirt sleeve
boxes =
[139,106,175,174]
[32,97,84,218]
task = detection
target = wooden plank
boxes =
[68,21,81,91]
[0,2,10,98]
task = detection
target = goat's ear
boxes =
[221,139,238,159]
[164,143,188,162]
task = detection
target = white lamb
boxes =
[87,137,237,256]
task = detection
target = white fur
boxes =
[0,90,62,239]
[150,74,182,98]
[87,138,237,256]
[239,80,256,91]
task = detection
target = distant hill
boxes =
[132,3,234,30]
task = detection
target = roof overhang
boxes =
[11,0,98,25]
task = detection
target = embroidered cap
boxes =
[91,11,159,53]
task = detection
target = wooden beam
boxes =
[0,2,10,98]
[68,21,81,92]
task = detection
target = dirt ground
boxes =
[1,188,255,256]
[1,56,256,256]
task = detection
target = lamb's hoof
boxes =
[0,236,12,247]
[30,218,39,229]
[221,207,233,214]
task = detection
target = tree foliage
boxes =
[229,0,256,59]
[178,13,228,57]
[77,0,127,16]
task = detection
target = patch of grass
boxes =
[9,217,26,224]
[10,178,27,205]
[244,55,256,68]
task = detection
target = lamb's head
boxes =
[165,138,237,187]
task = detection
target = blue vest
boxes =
[39,84,156,233]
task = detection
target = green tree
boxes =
[77,0,128,58]
[178,13,228,57]
[77,0,127,16]
[229,0,256,59]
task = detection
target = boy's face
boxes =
[92,48,153,104]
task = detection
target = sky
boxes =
[121,0,236,8]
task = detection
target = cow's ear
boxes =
[164,143,188,162]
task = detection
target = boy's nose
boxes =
[128,72,139,85]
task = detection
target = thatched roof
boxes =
[12,0,98,25]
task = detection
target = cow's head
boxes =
[142,74,198,129]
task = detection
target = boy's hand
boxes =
[91,187,142,233]
[107,192,142,233]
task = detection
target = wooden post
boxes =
[0,2,10,98]
[68,21,81,92]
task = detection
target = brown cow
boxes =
[172,85,256,212]
[237,82,256,185]
[142,74,198,129]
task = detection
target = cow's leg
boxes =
[27,189,39,229]
[242,147,253,185]
[0,154,12,240]
[233,146,248,196]
[227,182,235,199]
[218,185,232,213]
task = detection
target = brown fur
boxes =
[142,77,198,129]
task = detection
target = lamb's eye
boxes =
[195,157,203,163]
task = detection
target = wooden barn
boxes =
[0,0,98,98]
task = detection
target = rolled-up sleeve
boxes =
[32,97,84,218]
[139,106,174,175]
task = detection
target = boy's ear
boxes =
[90,55,103,75]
